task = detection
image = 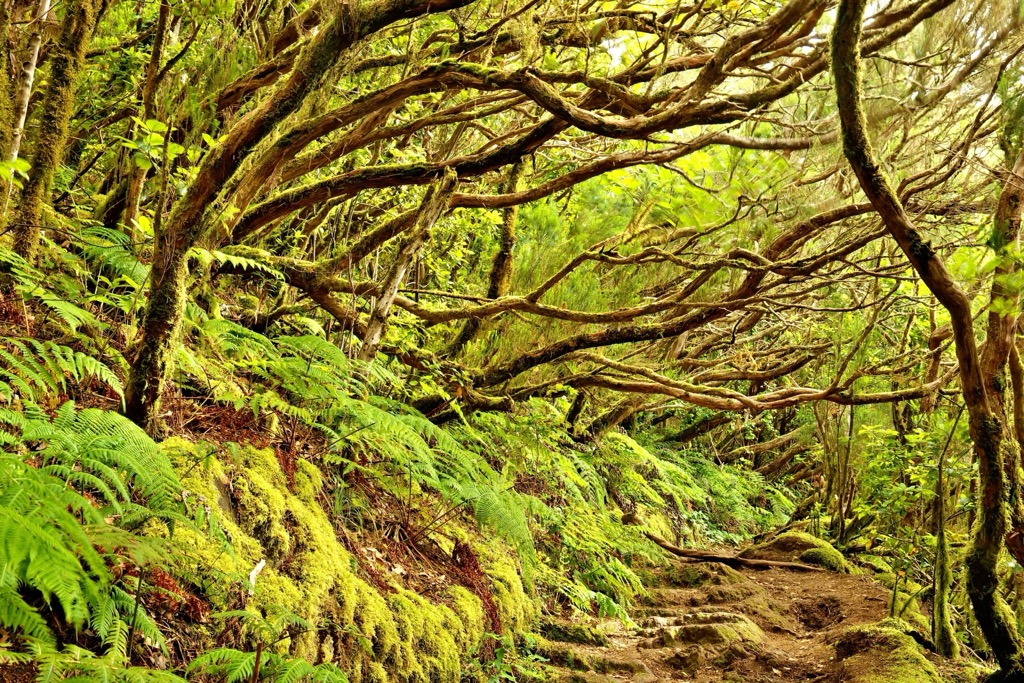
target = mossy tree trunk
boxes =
[448,163,522,356]
[122,0,170,232]
[357,169,456,361]
[933,407,961,659]
[0,0,16,206]
[124,0,476,432]
[12,0,99,261]
[832,0,1024,674]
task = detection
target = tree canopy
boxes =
[2,0,1024,680]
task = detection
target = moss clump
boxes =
[742,531,850,572]
[643,612,763,648]
[157,438,528,683]
[855,555,894,574]
[800,546,851,573]
[834,621,941,682]
[662,562,745,588]
[476,538,534,633]
[540,620,610,646]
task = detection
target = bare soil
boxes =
[541,560,905,683]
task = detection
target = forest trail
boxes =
[540,560,907,683]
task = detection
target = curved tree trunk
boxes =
[123,0,475,432]
[832,0,1024,673]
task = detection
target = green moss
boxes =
[157,439,520,682]
[856,554,894,574]
[662,562,745,588]
[800,546,851,573]
[540,620,610,647]
[834,621,941,682]
[742,531,851,572]
[477,539,534,633]
[644,612,763,648]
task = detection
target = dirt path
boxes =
[540,560,898,682]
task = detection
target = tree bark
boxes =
[122,0,170,231]
[124,0,476,433]
[7,0,51,165]
[448,162,522,355]
[358,169,457,361]
[832,0,1024,673]
[13,0,99,261]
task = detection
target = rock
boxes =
[713,642,751,667]
[833,621,941,682]
[664,647,705,674]
[855,554,894,574]
[740,531,851,573]
[661,562,746,587]
[641,612,763,648]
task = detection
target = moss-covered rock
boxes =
[741,531,850,572]
[855,554,894,575]
[641,612,763,648]
[834,621,941,682]
[540,620,610,647]
[661,562,746,588]
[800,546,851,573]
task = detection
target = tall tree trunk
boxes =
[933,406,962,659]
[448,163,522,356]
[13,0,99,261]
[832,0,1024,673]
[7,0,50,165]
[0,0,16,202]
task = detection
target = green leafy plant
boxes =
[189,606,347,683]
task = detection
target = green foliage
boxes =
[189,607,349,683]
[0,338,124,405]
[0,403,185,676]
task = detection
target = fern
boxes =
[189,246,284,279]
[0,339,123,405]
[0,403,184,662]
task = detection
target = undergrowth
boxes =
[0,238,791,680]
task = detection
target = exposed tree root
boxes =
[643,531,826,573]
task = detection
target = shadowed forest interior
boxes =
[2,0,1024,681]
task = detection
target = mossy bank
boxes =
[156,438,534,683]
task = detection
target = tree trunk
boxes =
[448,163,522,355]
[13,0,99,261]
[7,0,51,165]
[123,247,188,434]
[832,0,1024,672]
[122,0,170,231]
[0,0,16,205]
[123,0,474,432]
[933,407,961,659]
[358,169,456,361]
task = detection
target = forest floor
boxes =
[540,559,959,683]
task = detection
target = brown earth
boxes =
[540,560,955,683]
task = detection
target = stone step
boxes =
[637,611,764,649]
